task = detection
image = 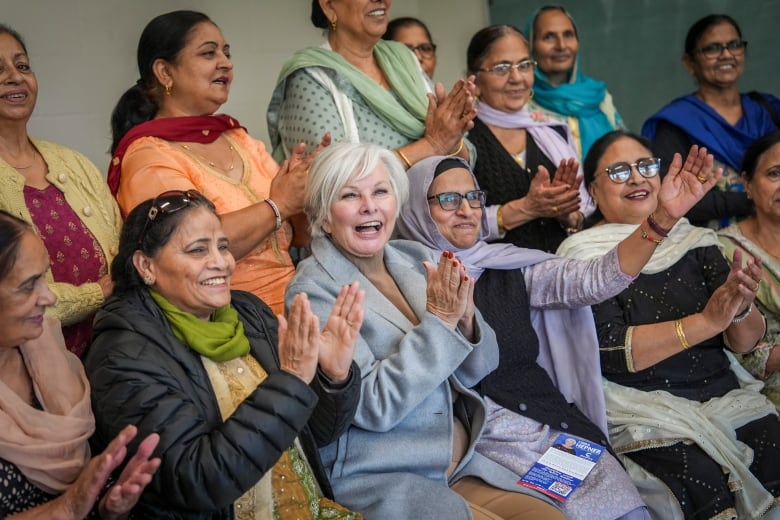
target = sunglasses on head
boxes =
[137,189,207,248]
[602,157,661,184]
[427,190,487,211]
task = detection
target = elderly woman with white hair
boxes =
[286,142,565,520]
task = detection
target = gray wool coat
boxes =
[286,237,555,519]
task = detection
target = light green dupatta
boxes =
[268,40,429,159]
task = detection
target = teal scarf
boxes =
[149,290,250,362]
[269,39,429,157]
[524,7,621,158]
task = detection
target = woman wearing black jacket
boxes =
[85,190,364,519]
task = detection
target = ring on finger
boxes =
[696,174,707,183]
[551,205,558,213]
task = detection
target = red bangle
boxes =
[646,212,671,238]
[641,228,664,245]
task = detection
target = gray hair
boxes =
[305,142,409,239]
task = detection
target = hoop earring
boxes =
[164,84,172,96]
[330,19,337,31]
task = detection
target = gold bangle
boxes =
[674,319,690,350]
[397,149,412,169]
[447,138,464,157]
[496,204,505,233]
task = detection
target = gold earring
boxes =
[330,19,337,31]
[164,84,172,96]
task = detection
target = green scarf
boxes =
[149,290,250,362]
[269,39,430,156]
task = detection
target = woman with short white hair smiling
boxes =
[288,142,567,520]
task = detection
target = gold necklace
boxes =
[179,138,235,171]
[8,149,38,170]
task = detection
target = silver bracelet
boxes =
[732,303,753,323]
[264,198,282,231]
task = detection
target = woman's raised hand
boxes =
[318,282,365,383]
[657,144,722,220]
[269,133,331,218]
[277,293,321,384]
[423,77,476,156]
[423,251,473,329]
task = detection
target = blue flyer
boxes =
[517,434,605,501]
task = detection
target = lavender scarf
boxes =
[398,156,607,433]
[476,101,595,217]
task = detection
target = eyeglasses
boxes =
[478,59,536,76]
[427,190,487,211]
[696,39,747,59]
[602,158,661,184]
[406,43,437,58]
[137,189,207,248]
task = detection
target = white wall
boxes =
[5,0,488,172]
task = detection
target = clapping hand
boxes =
[270,133,332,218]
[99,427,161,520]
[657,145,722,220]
[525,160,581,219]
[277,293,321,384]
[423,77,476,156]
[703,248,764,331]
[50,425,159,520]
[424,252,474,335]
[318,282,365,383]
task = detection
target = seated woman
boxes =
[466,24,590,253]
[524,6,624,160]
[268,0,475,168]
[383,16,437,79]
[719,131,780,409]
[642,14,780,227]
[287,142,566,520]
[0,25,122,357]
[85,191,364,518]
[558,130,779,520]
[0,210,159,518]
[397,147,717,519]
[109,10,319,314]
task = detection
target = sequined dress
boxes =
[592,246,780,519]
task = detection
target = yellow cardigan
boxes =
[0,138,122,325]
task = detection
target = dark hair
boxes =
[111,192,217,292]
[0,210,33,282]
[110,10,214,153]
[0,23,27,54]
[684,14,742,56]
[583,130,653,187]
[467,24,526,75]
[383,17,433,43]
[741,131,780,182]
[311,0,329,29]
[531,6,578,41]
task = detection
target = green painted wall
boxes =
[488,0,780,132]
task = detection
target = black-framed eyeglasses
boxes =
[602,158,661,184]
[427,190,487,211]
[406,43,437,58]
[137,189,206,248]
[696,39,747,59]
[478,59,536,76]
